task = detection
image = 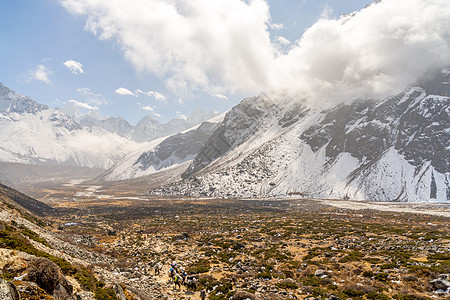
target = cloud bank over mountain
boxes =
[60,0,450,104]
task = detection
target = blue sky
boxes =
[0,0,380,124]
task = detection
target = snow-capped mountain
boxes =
[63,102,219,142]
[129,109,219,142]
[148,68,449,202]
[97,114,224,181]
[0,83,139,169]
[0,82,48,114]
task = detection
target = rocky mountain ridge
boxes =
[63,102,219,143]
[97,114,225,182]
[147,68,449,202]
[0,83,140,169]
[0,83,218,171]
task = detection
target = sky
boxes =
[1,0,449,124]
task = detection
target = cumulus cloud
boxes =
[63,60,84,74]
[270,0,450,104]
[115,87,135,96]
[60,0,274,95]
[30,65,52,84]
[69,99,98,110]
[61,0,450,105]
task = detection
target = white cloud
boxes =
[135,89,166,101]
[60,0,274,95]
[61,0,450,105]
[153,112,162,118]
[142,105,154,112]
[77,88,107,105]
[68,99,99,110]
[269,0,450,104]
[270,23,284,30]
[30,65,52,84]
[115,87,135,96]
[212,93,228,100]
[63,60,84,74]
[275,36,291,46]
[176,111,187,120]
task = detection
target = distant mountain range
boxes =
[62,102,218,143]
[0,82,217,169]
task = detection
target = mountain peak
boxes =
[0,82,48,115]
[186,108,219,127]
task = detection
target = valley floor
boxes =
[1,179,449,299]
[41,193,450,299]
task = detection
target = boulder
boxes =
[76,291,95,300]
[26,257,73,298]
[430,274,450,292]
[15,280,51,299]
[231,290,259,300]
[314,269,328,278]
[0,279,19,300]
[53,282,76,300]
[113,283,127,300]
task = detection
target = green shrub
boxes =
[374,272,389,282]
[276,280,298,289]
[363,270,374,278]
[188,259,211,274]
[94,285,118,300]
[428,253,450,260]
[255,271,271,280]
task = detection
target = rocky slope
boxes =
[0,82,47,115]
[98,114,224,181]
[0,184,151,299]
[150,68,450,202]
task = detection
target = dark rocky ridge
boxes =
[0,183,55,217]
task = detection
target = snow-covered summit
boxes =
[147,69,450,202]
[0,83,139,169]
[0,82,48,115]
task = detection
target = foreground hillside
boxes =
[0,184,142,299]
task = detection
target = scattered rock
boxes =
[231,290,258,300]
[430,274,450,293]
[314,269,328,278]
[76,291,95,300]
[15,280,51,299]
[233,243,246,250]
[0,279,19,300]
[114,283,127,300]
